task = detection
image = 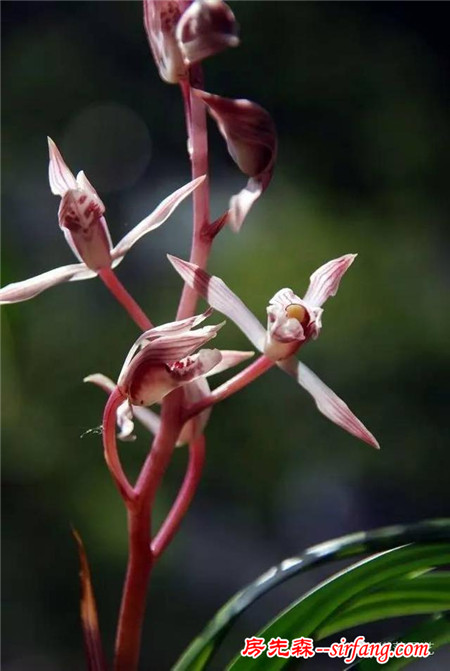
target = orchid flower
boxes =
[168,255,379,448]
[143,0,238,84]
[85,347,253,443]
[0,139,203,305]
[116,310,225,407]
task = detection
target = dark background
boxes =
[2,2,449,669]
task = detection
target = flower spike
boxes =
[168,255,379,447]
[194,90,277,231]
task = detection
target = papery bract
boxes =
[168,254,379,448]
[176,0,239,65]
[195,90,277,231]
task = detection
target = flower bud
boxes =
[176,0,239,65]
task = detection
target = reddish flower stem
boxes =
[113,390,183,671]
[113,66,211,671]
[152,434,206,559]
[135,390,184,502]
[114,505,153,671]
[184,355,276,422]
[98,267,153,331]
[176,75,211,321]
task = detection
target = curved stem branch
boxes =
[102,388,136,503]
[152,434,206,559]
[98,267,153,331]
[185,355,276,422]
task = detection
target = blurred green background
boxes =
[2,1,449,669]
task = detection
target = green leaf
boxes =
[349,614,450,670]
[317,573,450,638]
[228,543,450,670]
[172,519,450,671]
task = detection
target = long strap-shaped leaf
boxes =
[228,543,450,670]
[172,519,450,670]
[317,573,450,638]
[349,614,450,670]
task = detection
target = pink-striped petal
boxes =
[228,179,264,232]
[118,309,214,378]
[303,254,357,308]
[47,137,77,196]
[76,171,104,205]
[205,349,254,376]
[279,357,380,449]
[168,255,266,350]
[112,176,205,261]
[141,308,213,341]
[118,322,224,386]
[0,263,89,304]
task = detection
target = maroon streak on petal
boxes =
[279,357,380,449]
[72,529,107,671]
[0,263,90,304]
[111,176,205,260]
[168,255,266,350]
[47,137,77,196]
[303,254,357,308]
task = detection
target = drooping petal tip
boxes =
[280,358,380,449]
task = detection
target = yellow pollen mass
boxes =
[286,303,307,324]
